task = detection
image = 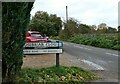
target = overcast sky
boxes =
[30,0,119,28]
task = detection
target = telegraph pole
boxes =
[65,6,69,38]
[66,6,68,23]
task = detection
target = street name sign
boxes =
[23,41,63,54]
[24,42,63,48]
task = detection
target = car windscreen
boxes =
[30,33,43,38]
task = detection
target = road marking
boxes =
[0,59,2,61]
[74,45,83,48]
[74,45,92,50]
[63,43,69,45]
[84,48,92,50]
[81,59,104,70]
[106,53,118,57]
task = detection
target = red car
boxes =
[26,31,48,42]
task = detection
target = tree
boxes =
[97,23,108,33]
[64,18,78,37]
[49,14,62,36]
[28,11,62,36]
[29,11,49,32]
[2,2,34,82]
[78,24,91,34]
[107,27,117,33]
[89,25,97,33]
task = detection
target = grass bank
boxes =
[52,33,119,50]
[17,66,99,83]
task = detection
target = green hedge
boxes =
[53,34,119,50]
[2,2,34,82]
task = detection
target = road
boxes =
[62,41,119,82]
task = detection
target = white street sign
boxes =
[23,49,63,54]
[24,42,63,48]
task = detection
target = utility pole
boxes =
[65,6,69,38]
[66,6,68,23]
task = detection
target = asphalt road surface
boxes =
[62,41,119,82]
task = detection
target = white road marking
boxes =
[0,59,2,61]
[63,43,69,45]
[74,45,92,50]
[81,59,104,70]
[106,53,118,57]
[84,48,92,50]
[74,45,83,48]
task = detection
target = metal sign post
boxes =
[56,53,59,67]
[56,41,60,67]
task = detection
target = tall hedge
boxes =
[2,2,34,82]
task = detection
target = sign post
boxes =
[23,41,63,67]
[56,53,59,67]
[56,41,60,67]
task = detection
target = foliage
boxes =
[17,66,98,83]
[28,11,62,36]
[97,23,107,33]
[63,18,93,38]
[107,27,117,33]
[62,18,118,39]
[78,24,91,34]
[89,25,97,33]
[2,2,34,82]
[64,18,79,37]
[53,33,119,50]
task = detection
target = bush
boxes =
[112,44,120,50]
[54,33,119,50]
[2,2,34,82]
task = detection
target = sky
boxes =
[30,0,119,28]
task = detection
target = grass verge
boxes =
[52,33,119,50]
[17,66,99,83]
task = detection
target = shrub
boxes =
[55,33,119,50]
[2,2,34,82]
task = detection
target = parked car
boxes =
[42,34,49,40]
[26,31,48,42]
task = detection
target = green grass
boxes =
[52,33,119,50]
[17,66,99,83]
